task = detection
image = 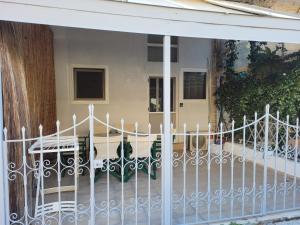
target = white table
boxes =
[29,136,80,218]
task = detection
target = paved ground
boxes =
[37,149,300,225]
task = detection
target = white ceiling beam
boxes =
[0,0,300,43]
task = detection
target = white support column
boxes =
[162,35,172,225]
[0,67,9,225]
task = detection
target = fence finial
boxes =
[121,119,124,130]
[135,122,138,132]
[265,104,270,114]
[72,114,76,123]
[106,113,109,120]
[160,124,163,134]
[56,120,60,129]
[21,127,26,138]
[39,124,43,135]
[88,104,94,114]
[148,123,151,134]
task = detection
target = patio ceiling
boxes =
[0,0,300,43]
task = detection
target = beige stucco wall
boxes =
[53,27,213,136]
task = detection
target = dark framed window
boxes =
[147,35,178,62]
[73,68,105,100]
[183,72,206,99]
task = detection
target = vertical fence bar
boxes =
[148,123,151,225]
[262,105,269,214]
[73,115,78,225]
[162,35,172,225]
[3,128,9,225]
[89,105,95,225]
[230,120,235,218]
[106,113,110,225]
[273,111,279,211]
[207,123,211,221]
[135,122,138,225]
[21,127,28,225]
[56,121,62,225]
[219,122,223,219]
[121,119,124,225]
[195,124,199,222]
[293,118,299,208]
[283,115,289,209]
[183,124,187,224]
[252,113,257,215]
[39,125,45,224]
[242,116,246,216]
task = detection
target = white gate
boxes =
[2,105,300,224]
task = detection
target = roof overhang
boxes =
[0,0,300,43]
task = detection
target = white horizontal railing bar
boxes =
[175,115,267,136]
[4,116,89,142]
[94,116,159,136]
[269,114,299,128]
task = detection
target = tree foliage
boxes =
[217,41,300,127]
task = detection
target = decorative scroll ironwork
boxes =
[3,105,300,225]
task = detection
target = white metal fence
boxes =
[3,105,300,224]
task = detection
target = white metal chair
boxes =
[94,135,122,160]
[94,135,123,181]
[127,135,157,158]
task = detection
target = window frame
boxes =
[147,35,179,63]
[70,65,109,104]
[181,69,208,102]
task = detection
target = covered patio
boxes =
[1,0,300,225]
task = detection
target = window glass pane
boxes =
[171,47,178,63]
[148,35,163,44]
[183,72,206,99]
[148,46,163,62]
[171,36,178,45]
[74,68,105,99]
[147,35,178,45]
[149,78,157,112]
[159,79,163,112]
[171,79,174,111]
[148,46,178,62]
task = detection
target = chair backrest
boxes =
[127,135,157,158]
[94,135,122,160]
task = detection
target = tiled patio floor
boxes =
[42,151,300,225]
